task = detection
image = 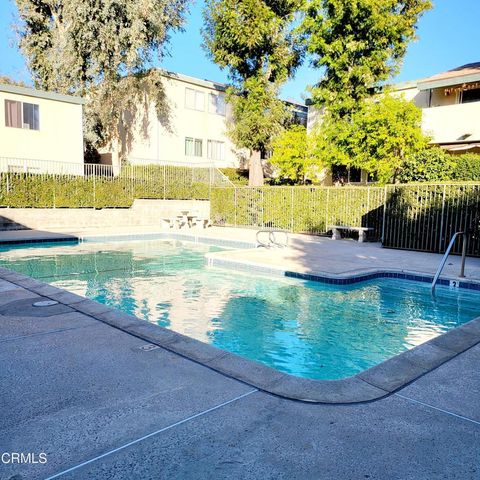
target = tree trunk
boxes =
[248,150,264,187]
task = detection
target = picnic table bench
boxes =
[328,225,373,243]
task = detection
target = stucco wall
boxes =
[123,75,245,168]
[0,199,210,231]
[0,90,84,172]
[422,102,480,143]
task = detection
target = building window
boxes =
[332,165,362,184]
[185,137,203,157]
[23,102,40,130]
[207,140,225,161]
[4,99,39,130]
[185,88,205,111]
[461,88,480,104]
[208,93,226,115]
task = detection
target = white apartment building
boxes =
[0,84,85,174]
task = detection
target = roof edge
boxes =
[0,84,85,105]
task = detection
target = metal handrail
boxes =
[256,229,289,248]
[431,231,467,294]
[269,230,289,248]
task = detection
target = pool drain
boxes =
[139,344,160,352]
[33,300,59,307]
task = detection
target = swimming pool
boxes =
[1,238,479,380]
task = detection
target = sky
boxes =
[1,0,479,103]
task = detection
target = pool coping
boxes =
[1,233,480,404]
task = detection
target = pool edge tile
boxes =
[1,262,480,405]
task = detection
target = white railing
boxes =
[0,156,233,186]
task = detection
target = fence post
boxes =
[93,170,96,207]
[234,188,237,227]
[381,185,387,244]
[163,164,166,200]
[325,188,329,231]
[366,187,370,227]
[438,184,446,252]
[290,187,294,231]
[261,188,265,228]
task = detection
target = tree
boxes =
[203,0,304,186]
[0,76,27,87]
[15,0,189,150]
[303,0,432,116]
[269,125,314,184]
[312,94,430,184]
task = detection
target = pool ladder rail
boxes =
[431,231,467,295]
[256,229,289,249]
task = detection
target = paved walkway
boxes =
[0,274,480,479]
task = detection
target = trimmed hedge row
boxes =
[211,186,386,239]
[211,183,480,255]
[0,173,210,208]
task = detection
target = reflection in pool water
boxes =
[1,239,479,380]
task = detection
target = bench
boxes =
[328,225,373,243]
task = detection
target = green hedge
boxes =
[211,183,480,255]
[452,153,480,181]
[211,186,386,238]
[219,168,249,186]
[0,172,210,208]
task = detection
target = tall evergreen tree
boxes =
[303,0,432,116]
[15,0,189,150]
[203,0,304,185]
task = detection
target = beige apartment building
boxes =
[119,71,244,169]
[308,62,480,185]
[0,84,85,174]
[393,62,480,154]
[114,70,308,170]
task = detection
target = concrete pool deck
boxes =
[1,273,480,479]
[1,227,480,478]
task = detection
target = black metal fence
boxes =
[211,183,480,256]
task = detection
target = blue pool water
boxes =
[1,239,479,380]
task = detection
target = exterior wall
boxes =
[124,74,246,168]
[422,102,480,143]
[0,199,210,231]
[0,90,84,174]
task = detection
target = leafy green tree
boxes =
[303,0,432,116]
[15,0,188,149]
[203,0,304,185]
[398,148,457,183]
[312,94,430,184]
[269,125,314,184]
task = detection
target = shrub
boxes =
[220,168,249,186]
[398,148,456,183]
[451,153,480,181]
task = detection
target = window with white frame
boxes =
[207,140,225,161]
[185,137,203,157]
[4,99,40,130]
[185,87,205,111]
[208,93,226,115]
